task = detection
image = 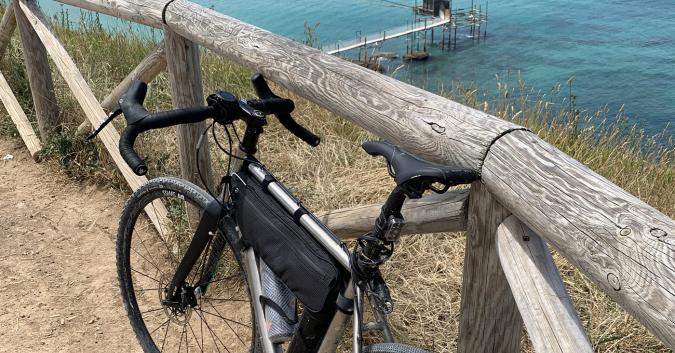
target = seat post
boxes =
[360,186,407,265]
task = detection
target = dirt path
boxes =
[0,138,140,352]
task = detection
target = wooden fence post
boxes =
[457,181,523,353]
[164,29,212,189]
[14,0,60,143]
[0,4,16,58]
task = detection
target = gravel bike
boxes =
[90,74,478,353]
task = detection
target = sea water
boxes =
[39,0,674,137]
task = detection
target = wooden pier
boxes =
[324,17,450,55]
[324,0,489,57]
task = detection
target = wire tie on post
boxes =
[162,0,178,26]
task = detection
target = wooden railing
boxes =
[0,0,672,351]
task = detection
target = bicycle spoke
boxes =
[152,201,183,265]
[160,321,171,352]
[208,301,247,346]
[200,312,205,352]
[201,297,249,303]
[131,245,165,276]
[178,324,185,352]
[187,320,203,352]
[141,307,165,315]
[150,318,171,336]
[135,220,179,269]
[195,309,227,353]
[199,309,251,328]
[140,230,171,270]
[131,222,161,265]
[151,200,169,242]
[132,268,160,283]
[134,287,158,293]
[191,238,212,285]
[202,273,240,286]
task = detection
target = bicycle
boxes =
[90,73,478,353]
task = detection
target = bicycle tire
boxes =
[117,177,259,353]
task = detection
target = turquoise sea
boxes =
[41,0,674,137]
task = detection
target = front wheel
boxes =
[116,177,259,352]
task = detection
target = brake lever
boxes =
[87,105,123,140]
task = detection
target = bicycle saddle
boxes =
[362,141,479,191]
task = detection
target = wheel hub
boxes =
[158,275,199,324]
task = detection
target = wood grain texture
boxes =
[77,41,166,134]
[316,189,469,239]
[458,182,523,353]
[496,215,593,353]
[0,4,16,59]
[14,0,60,143]
[0,70,41,157]
[55,0,161,28]
[17,0,167,233]
[164,29,212,189]
[53,0,525,172]
[482,130,675,349]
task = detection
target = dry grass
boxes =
[0,7,672,353]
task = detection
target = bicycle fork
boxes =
[164,197,223,307]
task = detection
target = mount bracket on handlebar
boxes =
[206,91,266,127]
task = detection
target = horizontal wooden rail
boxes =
[496,215,593,353]
[317,189,469,239]
[54,0,524,172]
[30,0,675,348]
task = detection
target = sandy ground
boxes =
[0,137,140,352]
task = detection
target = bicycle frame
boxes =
[163,145,369,353]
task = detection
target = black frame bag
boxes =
[230,170,343,313]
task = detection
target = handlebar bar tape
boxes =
[119,126,147,175]
[277,113,321,147]
[118,106,215,176]
[118,80,216,175]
